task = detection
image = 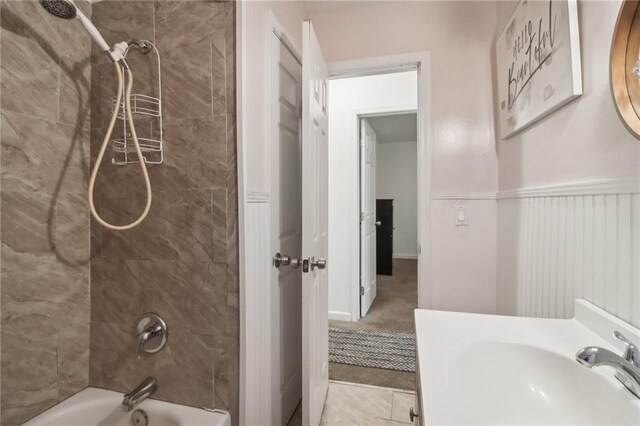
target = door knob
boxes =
[375,221,382,226]
[310,257,327,271]
[274,253,301,269]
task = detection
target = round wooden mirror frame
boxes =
[612,0,640,139]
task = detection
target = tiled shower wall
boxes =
[89,0,238,421]
[0,1,92,424]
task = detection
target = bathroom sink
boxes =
[455,342,638,424]
[415,300,640,425]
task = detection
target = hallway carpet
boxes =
[329,259,418,390]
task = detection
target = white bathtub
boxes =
[22,387,231,426]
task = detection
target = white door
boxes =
[270,33,303,425]
[301,20,329,426]
[360,119,377,317]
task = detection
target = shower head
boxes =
[39,0,76,20]
[39,0,120,61]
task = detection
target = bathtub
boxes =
[22,387,231,426]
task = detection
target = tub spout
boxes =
[122,377,157,411]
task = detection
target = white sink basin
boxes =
[456,342,637,424]
[415,300,640,425]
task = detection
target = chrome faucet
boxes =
[122,377,157,411]
[576,331,640,399]
[137,323,163,358]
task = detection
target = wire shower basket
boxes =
[111,40,163,165]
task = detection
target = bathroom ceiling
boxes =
[366,113,417,143]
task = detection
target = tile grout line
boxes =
[329,379,416,394]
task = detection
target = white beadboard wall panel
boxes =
[497,188,640,328]
[241,199,272,424]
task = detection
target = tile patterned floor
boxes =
[287,381,415,426]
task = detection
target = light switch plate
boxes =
[455,205,469,226]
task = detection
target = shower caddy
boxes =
[111,39,163,165]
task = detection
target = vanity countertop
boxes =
[414,300,640,425]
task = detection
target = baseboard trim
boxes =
[329,311,353,322]
[497,176,640,199]
[393,253,418,260]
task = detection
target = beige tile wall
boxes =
[0,1,93,425]
[88,0,238,422]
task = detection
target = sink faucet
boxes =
[122,377,157,411]
[576,331,640,399]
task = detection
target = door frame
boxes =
[329,51,433,314]
[237,6,305,425]
[238,3,433,415]
[356,107,418,320]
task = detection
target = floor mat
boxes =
[328,327,415,372]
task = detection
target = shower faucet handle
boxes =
[135,313,168,359]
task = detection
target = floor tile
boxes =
[289,382,415,426]
[390,391,415,424]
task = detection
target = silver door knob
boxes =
[274,253,301,269]
[310,257,327,271]
[274,252,289,268]
[289,257,301,269]
[375,221,382,226]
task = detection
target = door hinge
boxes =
[360,212,364,222]
[360,286,365,296]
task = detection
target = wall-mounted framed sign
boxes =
[496,0,582,139]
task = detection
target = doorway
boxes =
[238,5,433,417]
[326,71,419,390]
[360,113,418,321]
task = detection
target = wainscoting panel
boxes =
[242,199,272,424]
[497,186,640,328]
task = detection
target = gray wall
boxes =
[376,140,418,258]
[0,1,92,424]
[89,0,238,422]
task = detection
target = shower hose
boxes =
[88,61,152,230]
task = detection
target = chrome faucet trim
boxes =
[135,313,168,358]
[576,331,640,399]
[122,377,157,411]
[137,323,163,358]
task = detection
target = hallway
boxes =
[329,259,417,389]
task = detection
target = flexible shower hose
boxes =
[88,61,152,230]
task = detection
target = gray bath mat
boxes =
[329,327,415,372]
